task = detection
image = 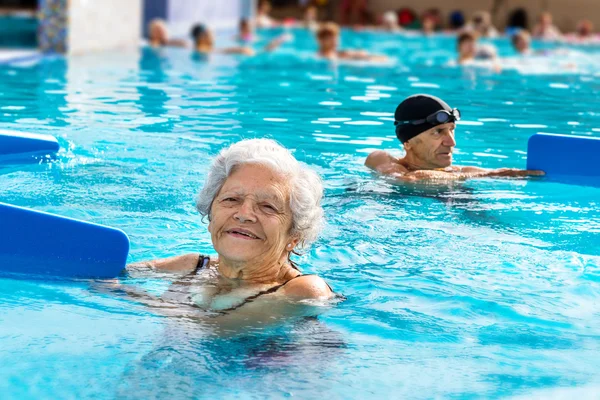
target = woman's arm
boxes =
[126,253,202,273]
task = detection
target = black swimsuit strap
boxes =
[192,254,210,275]
[216,273,306,314]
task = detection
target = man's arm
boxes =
[366,152,544,182]
[456,166,545,177]
[365,151,466,181]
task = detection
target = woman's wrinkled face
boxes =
[208,163,295,264]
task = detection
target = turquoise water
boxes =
[1,29,600,398]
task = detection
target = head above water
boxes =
[196,139,324,265]
[394,94,459,168]
[539,12,553,27]
[191,24,214,49]
[512,30,531,53]
[239,18,253,36]
[258,0,272,15]
[577,19,594,37]
[316,22,340,52]
[457,30,477,57]
[149,19,168,44]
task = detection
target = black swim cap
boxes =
[191,24,207,40]
[394,94,454,143]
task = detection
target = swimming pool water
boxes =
[1,29,600,399]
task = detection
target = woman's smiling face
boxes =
[208,163,296,265]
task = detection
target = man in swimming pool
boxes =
[316,22,387,62]
[365,94,544,181]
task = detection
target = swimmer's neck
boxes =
[458,54,474,63]
[150,39,166,47]
[195,44,213,53]
[319,48,337,59]
[400,152,448,171]
[217,254,295,284]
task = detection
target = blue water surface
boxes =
[1,29,600,399]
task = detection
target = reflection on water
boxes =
[1,29,600,399]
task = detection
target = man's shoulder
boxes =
[365,150,397,167]
[365,151,409,174]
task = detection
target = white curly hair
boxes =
[195,139,324,249]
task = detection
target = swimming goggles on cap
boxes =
[396,108,461,126]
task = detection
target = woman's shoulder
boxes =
[281,274,333,299]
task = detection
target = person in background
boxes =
[381,11,401,32]
[424,8,442,30]
[340,0,370,26]
[365,94,544,181]
[148,18,187,48]
[532,12,561,40]
[421,13,437,35]
[511,30,532,55]
[457,30,478,64]
[566,19,599,43]
[456,31,500,71]
[466,11,499,38]
[304,3,319,31]
[256,0,277,28]
[316,22,387,61]
[192,24,255,56]
[448,11,466,31]
[237,19,256,43]
[193,23,288,56]
[505,8,528,34]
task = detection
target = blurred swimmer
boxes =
[421,13,436,36]
[381,11,401,32]
[256,0,278,28]
[566,19,600,43]
[237,19,256,43]
[532,12,562,40]
[512,30,532,55]
[465,11,499,38]
[148,19,187,48]
[457,31,477,64]
[192,24,255,56]
[316,22,388,62]
[456,30,500,70]
[304,4,319,31]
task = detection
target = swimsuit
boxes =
[191,254,335,313]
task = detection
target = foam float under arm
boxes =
[0,130,59,161]
[0,202,129,279]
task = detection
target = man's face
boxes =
[405,122,457,168]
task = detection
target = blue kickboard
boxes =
[0,130,59,158]
[527,133,600,185]
[0,202,129,279]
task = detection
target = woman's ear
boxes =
[207,216,213,234]
[286,237,301,252]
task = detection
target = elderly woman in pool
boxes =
[127,139,333,315]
